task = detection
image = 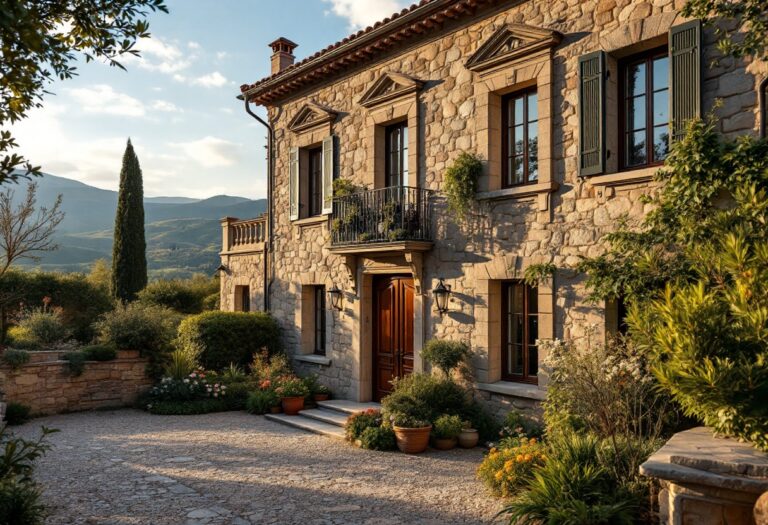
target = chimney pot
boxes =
[269,37,298,75]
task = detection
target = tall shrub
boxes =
[176,311,282,371]
[112,139,147,303]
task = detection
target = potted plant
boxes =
[458,420,479,448]
[432,414,463,450]
[276,377,309,415]
[389,412,432,454]
[314,384,332,402]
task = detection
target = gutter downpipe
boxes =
[243,97,273,312]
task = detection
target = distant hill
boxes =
[14,174,266,278]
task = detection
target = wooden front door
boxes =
[373,276,414,401]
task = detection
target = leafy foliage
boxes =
[443,152,481,222]
[137,275,219,314]
[245,390,278,415]
[1,349,30,370]
[0,270,113,343]
[13,308,69,347]
[359,426,397,451]
[63,351,87,376]
[3,403,31,426]
[683,0,768,59]
[176,311,282,371]
[0,0,168,184]
[0,477,46,525]
[477,436,546,498]
[94,302,181,377]
[523,263,557,287]
[80,345,117,361]
[112,140,147,303]
[420,339,470,376]
[501,433,639,525]
[345,409,383,442]
[0,426,57,483]
[432,414,463,439]
[145,398,229,415]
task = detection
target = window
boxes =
[502,89,538,187]
[502,282,538,383]
[308,146,323,216]
[606,296,629,337]
[620,49,670,169]
[385,121,408,187]
[235,285,250,312]
[313,286,326,355]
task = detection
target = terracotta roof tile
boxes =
[241,0,475,101]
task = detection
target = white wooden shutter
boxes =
[321,135,334,215]
[289,146,299,221]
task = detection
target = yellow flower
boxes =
[529,437,537,444]
[495,471,504,481]
[524,454,532,462]
[515,454,524,462]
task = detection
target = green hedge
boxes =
[137,276,218,314]
[0,270,112,343]
[176,311,281,371]
[146,398,230,415]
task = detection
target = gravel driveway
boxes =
[13,409,503,525]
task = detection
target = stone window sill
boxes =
[588,166,660,187]
[476,381,546,401]
[292,215,328,228]
[294,354,332,366]
[476,181,559,201]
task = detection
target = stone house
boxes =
[220,0,767,417]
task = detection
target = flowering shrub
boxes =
[146,369,227,405]
[274,376,308,398]
[477,436,547,498]
[345,409,383,442]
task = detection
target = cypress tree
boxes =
[111,139,147,302]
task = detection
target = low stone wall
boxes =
[640,427,768,525]
[0,350,152,415]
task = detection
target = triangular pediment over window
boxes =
[466,23,562,72]
[288,101,338,133]
[359,72,424,108]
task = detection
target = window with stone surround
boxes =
[501,281,538,384]
[502,89,539,187]
[385,121,408,187]
[299,284,328,355]
[619,48,670,170]
[307,146,323,216]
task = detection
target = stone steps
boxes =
[264,400,382,440]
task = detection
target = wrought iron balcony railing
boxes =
[331,186,434,246]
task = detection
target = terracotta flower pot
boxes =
[281,396,305,415]
[458,429,479,449]
[270,405,282,414]
[434,437,458,450]
[393,425,432,454]
[314,393,330,402]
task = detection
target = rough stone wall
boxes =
[0,350,152,415]
[224,0,766,404]
[220,251,265,312]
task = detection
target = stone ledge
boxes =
[587,166,659,187]
[476,181,559,201]
[294,354,332,366]
[292,215,328,227]
[475,381,546,401]
[640,427,768,494]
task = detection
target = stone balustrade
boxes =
[220,215,267,254]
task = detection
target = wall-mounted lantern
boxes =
[328,285,344,311]
[214,264,229,277]
[432,278,451,314]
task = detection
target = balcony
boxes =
[330,186,434,254]
[220,215,267,255]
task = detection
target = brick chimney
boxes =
[269,37,298,75]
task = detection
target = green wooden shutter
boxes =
[579,51,606,176]
[321,135,334,215]
[289,146,299,221]
[670,20,701,143]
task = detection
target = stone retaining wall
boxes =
[0,350,152,415]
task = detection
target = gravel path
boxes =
[13,409,503,525]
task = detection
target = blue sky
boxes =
[13,0,411,199]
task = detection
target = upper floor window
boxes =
[621,49,670,169]
[502,89,538,187]
[502,281,538,384]
[308,146,323,217]
[385,121,408,187]
[314,286,326,355]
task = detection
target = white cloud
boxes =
[170,136,241,167]
[192,71,229,88]
[216,51,229,60]
[151,100,182,113]
[125,36,192,75]
[187,41,200,49]
[67,85,145,117]
[220,107,234,114]
[323,0,410,30]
